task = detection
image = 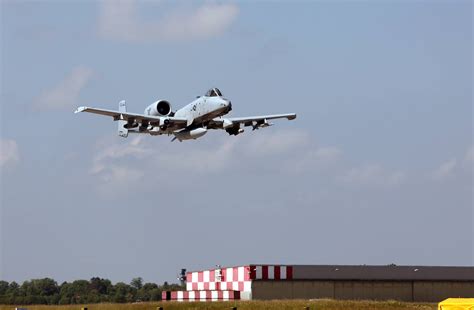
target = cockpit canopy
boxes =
[205,87,223,97]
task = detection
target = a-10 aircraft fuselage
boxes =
[174,95,231,124]
[75,87,296,142]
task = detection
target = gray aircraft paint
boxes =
[75,88,296,142]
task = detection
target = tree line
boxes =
[0,277,183,305]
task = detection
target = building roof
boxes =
[276,265,474,282]
[186,264,474,282]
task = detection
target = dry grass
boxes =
[0,299,437,310]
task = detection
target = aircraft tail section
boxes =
[118,100,128,138]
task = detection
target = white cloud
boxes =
[88,129,311,193]
[98,1,239,42]
[0,139,19,168]
[432,158,457,181]
[429,146,474,181]
[340,164,405,187]
[87,129,414,196]
[465,145,474,163]
[99,129,310,174]
[89,136,150,196]
[90,136,150,175]
[155,138,238,173]
[99,165,144,185]
[244,129,310,156]
[34,66,94,110]
[287,145,342,174]
[311,146,342,162]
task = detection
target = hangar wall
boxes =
[413,282,474,302]
[251,280,474,302]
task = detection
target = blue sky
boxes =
[1,1,472,284]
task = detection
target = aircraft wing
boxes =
[226,113,296,123]
[208,113,296,130]
[74,106,190,127]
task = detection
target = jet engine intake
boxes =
[145,100,172,116]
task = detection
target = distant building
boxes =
[162,264,474,302]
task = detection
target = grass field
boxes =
[0,299,437,310]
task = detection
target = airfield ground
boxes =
[0,299,437,310]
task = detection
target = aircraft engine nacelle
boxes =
[144,100,172,116]
[173,128,207,141]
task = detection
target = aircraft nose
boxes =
[221,98,232,111]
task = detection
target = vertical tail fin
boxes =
[118,100,128,138]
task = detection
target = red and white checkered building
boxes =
[162,265,293,301]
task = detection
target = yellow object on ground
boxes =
[438,298,474,310]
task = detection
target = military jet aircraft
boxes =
[75,88,296,142]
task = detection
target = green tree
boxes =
[32,278,59,296]
[137,282,159,301]
[130,277,143,290]
[0,280,9,295]
[90,277,112,295]
[113,282,130,303]
[59,282,73,301]
[149,288,162,301]
[69,280,90,304]
[59,295,71,305]
[20,280,35,297]
[7,281,19,296]
[142,283,158,290]
[0,277,181,305]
